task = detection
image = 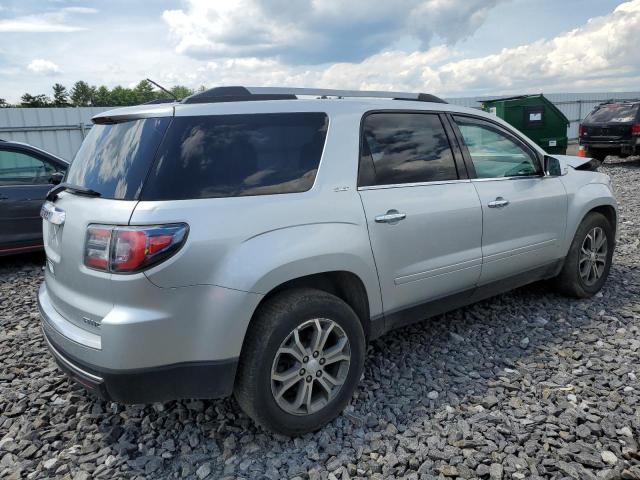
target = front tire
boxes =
[234,288,366,436]
[554,212,614,298]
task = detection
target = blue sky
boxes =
[0,0,638,103]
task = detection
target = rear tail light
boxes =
[84,224,188,273]
[578,124,584,137]
[632,124,640,136]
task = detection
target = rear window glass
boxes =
[66,118,170,200]
[141,113,328,200]
[585,104,639,124]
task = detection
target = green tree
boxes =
[154,84,193,102]
[171,85,193,100]
[20,93,51,107]
[70,81,95,106]
[109,85,137,106]
[134,80,156,104]
[52,83,70,107]
[93,86,111,107]
[0,98,9,108]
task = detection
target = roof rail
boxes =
[142,98,179,105]
[600,98,640,104]
[182,86,447,104]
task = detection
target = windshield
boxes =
[584,103,639,124]
[65,117,170,200]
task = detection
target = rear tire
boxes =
[554,212,614,298]
[234,288,366,436]
[586,148,609,162]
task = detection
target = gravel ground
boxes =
[1,157,640,480]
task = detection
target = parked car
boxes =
[579,100,640,161]
[39,87,617,435]
[0,139,67,255]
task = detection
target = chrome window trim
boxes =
[471,175,544,183]
[357,179,471,191]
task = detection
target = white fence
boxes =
[1,91,640,160]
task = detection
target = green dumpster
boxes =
[481,94,569,155]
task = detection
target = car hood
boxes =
[552,154,593,169]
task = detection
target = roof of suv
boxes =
[92,86,489,124]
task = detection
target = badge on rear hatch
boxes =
[40,202,67,225]
[40,202,66,225]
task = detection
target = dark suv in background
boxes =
[579,101,640,161]
[0,139,67,255]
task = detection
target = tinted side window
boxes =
[358,113,458,187]
[0,150,55,186]
[454,117,541,179]
[141,113,328,200]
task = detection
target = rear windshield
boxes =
[66,118,170,200]
[584,103,640,124]
[140,113,328,201]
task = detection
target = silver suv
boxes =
[39,87,617,435]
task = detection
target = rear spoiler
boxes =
[92,104,175,124]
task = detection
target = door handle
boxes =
[488,197,509,208]
[375,209,406,224]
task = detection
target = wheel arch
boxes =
[233,270,377,390]
[588,204,617,235]
[563,183,617,254]
[250,270,373,340]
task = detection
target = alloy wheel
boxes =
[579,226,608,286]
[270,318,351,416]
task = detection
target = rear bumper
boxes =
[580,138,639,151]
[38,281,247,403]
[42,328,238,403]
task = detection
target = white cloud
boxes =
[27,59,61,75]
[2,1,640,103]
[0,7,96,33]
[162,0,505,63]
[171,0,640,97]
[60,7,99,15]
[426,0,640,94]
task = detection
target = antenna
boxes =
[146,78,178,102]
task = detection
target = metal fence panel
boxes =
[2,92,640,160]
[0,107,111,161]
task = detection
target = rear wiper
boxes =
[46,182,102,202]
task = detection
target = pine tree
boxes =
[70,81,95,106]
[20,93,51,107]
[52,83,70,107]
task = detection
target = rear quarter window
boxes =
[141,112,329,201]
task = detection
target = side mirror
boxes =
[49,171,64,185]
[543,155,562,177]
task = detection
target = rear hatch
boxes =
[43,111,172,331]
[582,103,639,141]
